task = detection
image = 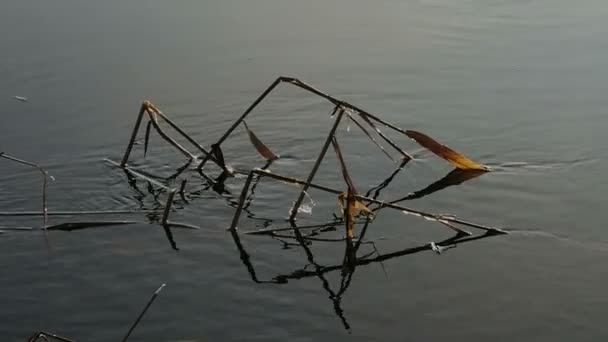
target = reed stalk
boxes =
[0,152,50,244]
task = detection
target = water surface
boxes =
[1,1,608,341]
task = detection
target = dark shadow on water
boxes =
[387,168,487,204]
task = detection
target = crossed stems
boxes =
[120,101,228,173]
[229,168,505,236]
[115,76,505,252]
[191,76,418,224]
[119,76,494,233]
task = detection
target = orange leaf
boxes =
[405,130,489,171]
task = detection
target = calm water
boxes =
[2,0,608,341]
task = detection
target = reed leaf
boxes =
[405,130,489,171]
[243,121,279,161]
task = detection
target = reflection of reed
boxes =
[231,219,504,331]
[112,77,498,246]
[230,169,504,237]
[364,158,410,198]
[227,154,503,331]
[4,77,506,334]
[388,168,487,203]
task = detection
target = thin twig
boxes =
[346,112,395,162]
[121,284,166,342]
[0,209,155,216]
[146,102,214,160]
[121,102,148,166]
[0,152,50,245]
[146,110,196,160]
[357,112,412,159]
[105,159,171,190]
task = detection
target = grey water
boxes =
[1,0,608,341]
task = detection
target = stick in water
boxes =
[121,283,166,342]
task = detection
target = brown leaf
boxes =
[405,130,489,171]
[338,192,373,239]
[243,121,279,161]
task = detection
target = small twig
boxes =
[357,112,412,159]
[0,227,33,231]
[346,112,395,162]
[146,102,215,161]
[165,221,201,230]
[121,102,148,166]
[105,159,171,190]
[121,284,166,342]
[146,110,196,161]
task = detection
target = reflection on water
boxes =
[108,150,499,331]
[232,227,503,331]
[225,164,500,331]
[32,155,503,332]
[3,148,503,333]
